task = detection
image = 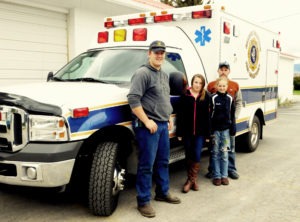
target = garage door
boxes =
[0,2,67,85]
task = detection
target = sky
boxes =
[220,0,300,61]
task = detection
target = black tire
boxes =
[88,141,125,216]
[243,115,261,152]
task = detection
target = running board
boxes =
[169,146,185,164]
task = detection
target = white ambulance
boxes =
[0,2,280,216]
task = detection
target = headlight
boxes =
[29,115,68,141]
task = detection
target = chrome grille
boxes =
[0,106,28,152]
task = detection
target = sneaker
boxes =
[228,171,239,180]
[137,204,156,218]
[154,193,181,204]
[221,177,229,185]
[205,171,213,179]
[212,178,221,186]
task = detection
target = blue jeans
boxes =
[134,121,170,206]
[184,135,205,162]
[211,129,230,179]
[207,136,237,174]
[228,136,237,173]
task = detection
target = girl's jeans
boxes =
[183,134,205,162]
[211,129,230,179]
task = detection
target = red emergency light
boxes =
[154,14,173,23]
[72,107,89,118]
[133,28,147,41]
[192,10,212,19]
[223,22,230,34]
[98,31,108,43]
[276,40,281,49]
[128,17,146,26]
[104,21,114,28]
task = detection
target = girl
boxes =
[210,77,236,186]
[176,74,211,193]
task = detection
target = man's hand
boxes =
[145,119,158,134]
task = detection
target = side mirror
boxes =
[47,72,54,81]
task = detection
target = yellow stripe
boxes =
[71,129,97,138]
[244,98,277,107]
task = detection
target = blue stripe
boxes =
[236,121,248,132]
[241,87,278,104]
[68,105,132,133]
[264,111,277,121]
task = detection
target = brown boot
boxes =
[191,162,200,191]
[182,179,193,193]
[182,160,193,193]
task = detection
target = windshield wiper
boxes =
[52,77,64,81]
[71,78,109,83]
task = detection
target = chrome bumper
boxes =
[0,159,75,187]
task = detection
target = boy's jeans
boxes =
[134,121,170,206]
[228,136,237,173]
[211,129,230,179]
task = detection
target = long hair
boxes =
[191,74,206,101]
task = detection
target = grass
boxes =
[293,90,300,95]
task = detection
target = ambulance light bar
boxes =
[104,8,212,28]
[99,7,213,44]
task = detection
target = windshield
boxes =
[53,49,186,84]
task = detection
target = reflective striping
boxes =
[241,86,278,105]
[68,104,132,133]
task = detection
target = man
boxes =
[127,40,181,218]
[206,61,242,180]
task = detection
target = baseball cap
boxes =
[149,40,166,52]
[218,61,230,69]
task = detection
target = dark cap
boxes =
[149,40,166,52]
[218,61,230,69]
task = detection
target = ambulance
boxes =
[0,2,280,216]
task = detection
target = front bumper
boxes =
[0,159,75,187]
[0,141,83,187]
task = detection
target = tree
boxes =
[161,0,204,7]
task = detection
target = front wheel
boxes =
[242,115,261,152]
[88,141,125,216]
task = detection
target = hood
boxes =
[0,82,129,115]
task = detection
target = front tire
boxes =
[88,141,125,216]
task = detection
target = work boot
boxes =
[228,171,239,179]
[205,171,213,179]
[137,204,155,218]
[221,177,229,185]
[212,178,222,186]
[154,193,181,204]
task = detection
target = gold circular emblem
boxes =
[246,31,261,78]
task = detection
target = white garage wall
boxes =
[0,2,67,85]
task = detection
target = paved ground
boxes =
[0,96,300,222]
